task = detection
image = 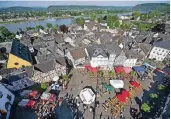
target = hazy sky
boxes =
[0,1,170,8]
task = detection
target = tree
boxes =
[97,16,103,23]
[141,103,150,112]
[150,93,158,99]
[0,26,15,41]
[52,24,58,33]
[75,17,85,27]
[109,71,115,78]
[89,72,94,77]
[46,23,52,29]
[26,27,33,31]
[140,14,148,21]
[120,71,125,77]
[60,24,69,34]
[63,75,69,86]
[132,11,141,18]
[107,15,119,29]
[90,13,96,21]
[115,20,120,27]
[98,70,103,77]
[41,83,48,89]
[157,84,166,91]
[130,71,136,77]
[35,25,44,31]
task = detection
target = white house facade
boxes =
[0,83,15,119]
[148,46,169,61]
[123,59,137,67]
[90,55,109,68]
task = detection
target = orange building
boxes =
[7,39,32,69]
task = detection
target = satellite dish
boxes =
[53,76,59,82]
[0,75,2,80]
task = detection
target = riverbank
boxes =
[0,16,76,25]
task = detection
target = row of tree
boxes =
[0,26,15,43]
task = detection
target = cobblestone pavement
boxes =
[57,66,169,119]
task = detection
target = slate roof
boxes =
[85,21,96,29]
[124,49,138,59]
[139,43,151,54]
[8,72,28,83]
[54,34,64,43]
[0,68,16,75]
[86,44,108,58]
[55,57,66,66]
[70,47,86,60]
[153,40,170,50]
[104,41,122,55]
[10,39,32,63]
[25,66,34,78]
[34,60,56,73]
[100,32,113,43]
[36,53,55,63]
[135,35,147,43]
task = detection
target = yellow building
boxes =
[7,39,32,69]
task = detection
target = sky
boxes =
[0,1,170,8]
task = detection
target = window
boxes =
[14,62,19,65]
[162,50,165,52]
[5,102,10,111]
[7,95,11,101]
[0,92,3,98]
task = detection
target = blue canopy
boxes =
[132,66,146,73]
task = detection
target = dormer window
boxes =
[0,92,3,98]
[14,62,19,65]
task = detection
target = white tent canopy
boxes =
[53,76,59,82]
[110,80,124,89]
[50,82,60,90]
[18,99,29,107]
[79,88,95,104]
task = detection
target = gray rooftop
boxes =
[139,43,152,54]
[153,40,170,50]
[34,59,56,73]
[8,72,28,83]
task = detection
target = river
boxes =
[0,18,74,33]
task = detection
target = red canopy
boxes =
[114,67,125,74]
[29,90,38,98]
[26,100,35,108]
[123,67,132,74]
[49,94,56,102]
[85,65,98,73]
[117,94,126,103]
[114,67,132,74]
[121,89,130,98]
[130,81,140,88]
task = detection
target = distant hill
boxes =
[0,6,46,13]
[133,3,170,12]
[47,5,132,11]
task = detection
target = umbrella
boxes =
[130,81,140,88]
[80,88,95,104]
[121,89,130,98]
[117,94,126,103]
[50,83,59,90]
